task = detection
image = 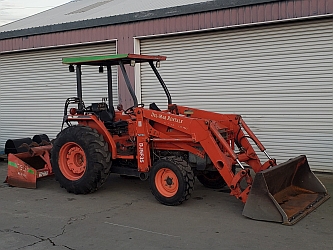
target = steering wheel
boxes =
[124,104,144,115]
[124,106,135,115]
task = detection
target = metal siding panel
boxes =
[199,12,206,29]
[294,0,303,17]
[251,5,259,23]
[278,1,286,18]
[328,0,333,13]
[140,19,333,172]
[271,2,280,20]
[265,3,273,20]
[257,4,266,22]
[230,7,239,25]
[287,0,295,18]
[147,19,154,35]
[0,42,117,149]
[211,10,218,27]
[318,0,327,13]
[204,11,212,28]
[244,6,253,23]
[302,0,311,16]
[238,7,245,24]
[181,15,189,31]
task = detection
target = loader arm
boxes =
[140,105,330,220]
[175,105,276,171]
[140,107,265,202]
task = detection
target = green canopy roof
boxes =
[62,53,166,65]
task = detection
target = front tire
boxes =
[150,157,194,206]
[51,125,111,194]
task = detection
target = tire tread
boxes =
[51,125,111,194]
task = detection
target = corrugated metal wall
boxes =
[0,42,117,147]
[140,19,333,172]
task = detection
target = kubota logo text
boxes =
[139,142,144,163]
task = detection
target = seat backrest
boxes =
[100,105,115,122]
[91,102,115,123]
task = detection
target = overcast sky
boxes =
[0,0,70,26]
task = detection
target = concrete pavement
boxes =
[0,160,332,250]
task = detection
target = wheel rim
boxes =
[155,168,179,197]
[59,142,86,180]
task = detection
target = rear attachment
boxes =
[5,135,53,188]
[243,155,330,225]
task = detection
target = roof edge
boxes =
[0,0,280,40]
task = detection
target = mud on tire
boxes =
[51,125,111,194]
[150,156,194,206]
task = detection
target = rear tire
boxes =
[51,125,111,194]
[197,171,227,189]
[197,166,235,189]
[150,157,194,206]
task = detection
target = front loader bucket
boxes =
[6,145,53,189]
[243,155,330,225]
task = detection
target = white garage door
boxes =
[140,18,333,172]
[0,42,117,149]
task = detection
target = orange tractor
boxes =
[5,54,329,225]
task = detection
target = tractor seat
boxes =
[90,103,128,131]
[105,120,128,128]
[90,102,115,122]
[99,109,114,123]
[97,107,127,129]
